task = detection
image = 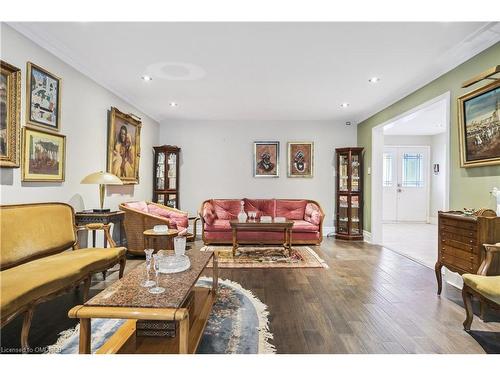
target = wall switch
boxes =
[367,167,371,175]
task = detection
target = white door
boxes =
[383,146,429,222]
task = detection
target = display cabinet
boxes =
[153,145,180,209]
[335,147,364,240]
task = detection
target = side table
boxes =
[75,210,126,248]
[143,229,179,253]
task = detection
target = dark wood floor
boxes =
[2,238,499,353]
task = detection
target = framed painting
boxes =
[0,60,21,168]
[107,107,142,184]
[253,141,279,177]
[22,127,65,181]
[287,141,314,178]
[458,80,500,167]
[26,62,61,131]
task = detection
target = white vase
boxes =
[237,201,248,223]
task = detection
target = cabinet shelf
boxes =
[335,147,364,241]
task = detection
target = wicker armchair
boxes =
[119,201,189,255]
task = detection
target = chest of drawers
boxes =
[435,211,500,294]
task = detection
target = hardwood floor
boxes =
[2,238,499,353]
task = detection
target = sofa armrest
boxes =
[200,201,216,225]
[478,243,500,275]
[75,223,116,248]
[304,202,323,226]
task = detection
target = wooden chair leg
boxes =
[102,271,107,280]
[119,257,126,279]
[435,262,443,295]
[21,307,34,352]
[82,277,91,302]
[462,285,474,331]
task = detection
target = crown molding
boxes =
[7,22,160,123]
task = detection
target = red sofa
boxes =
[199,198,324,245]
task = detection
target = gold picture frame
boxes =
[26,62,62,132]
[0,60,21,168]
[287,141,314,178]
[22,126,66,182]
[107,107,142,184]
[458,80,500,168]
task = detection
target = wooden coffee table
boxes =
[68,250,218,354]
[230,219,294,257]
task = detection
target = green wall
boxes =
[357,42,500,232]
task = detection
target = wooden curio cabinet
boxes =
[335,147,364,240]
[153,145,180,209]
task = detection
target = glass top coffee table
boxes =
[68,250,217,354]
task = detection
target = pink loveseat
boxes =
[199,198,324,245]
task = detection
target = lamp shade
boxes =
[81,171,123,185]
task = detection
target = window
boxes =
[383,153,392,187]
[402,153,424,187]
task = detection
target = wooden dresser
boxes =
[435,211,500,294]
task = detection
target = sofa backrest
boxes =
[0,203,76,270]
[211,199,242,220]
[244,199,275,218]
[275,199,307,220]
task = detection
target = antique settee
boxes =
[199,198,324,245]
[119,201,190,255]
[0,202,127,351]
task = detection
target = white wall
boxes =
[383,133,447,221]
[0,24,159,211]
[159,120,357,229]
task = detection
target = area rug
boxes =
[200,245,329,269]
[45,278,276,354]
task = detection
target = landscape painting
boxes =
[253,141,279,177]
[0,60,21,167]
[107,107,142,184]
[459,80,500,167]
[27,62,61,131]
[287,141,314,178]
[22,127,65,181]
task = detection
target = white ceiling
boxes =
[9,22,500,123]
[383,98,448,136]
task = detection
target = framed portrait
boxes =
[287,141,314,178]
[22,127,65,181]
[107,107,142,184]
[458,80,500,167]
[26,62,61,131]
[0,60,21,168]
[253,141,279,177]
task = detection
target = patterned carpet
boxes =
[46,278,275,354]
[200,246,329,269]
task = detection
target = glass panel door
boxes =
[338,194,349,234]
[156,151,165,190]
[339,153,349,192]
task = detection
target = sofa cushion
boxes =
[212,199,242,220]
[147,204,171,218]
[292,220,320,232]
[275,200,307,220]
[126,201,148,213]
[204,219,231,232]
[0,203,76,270]
[463,274,500,305]
[244,199,275,218]
[304,202,322,225]
[0,247,126,318]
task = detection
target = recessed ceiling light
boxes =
[340,103,350,108]
[368,77,380,83]
[141,75,153,81]
[169,102,178,107]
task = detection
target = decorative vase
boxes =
[237,201,248,223]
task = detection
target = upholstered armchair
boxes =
[462,242,500,330]
[119,201,189,255]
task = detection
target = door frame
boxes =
[370,91,451,245]
[382,145,431,223]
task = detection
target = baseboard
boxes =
[323,226,335,237]
[363,230,372,243]
[428,217,438,225]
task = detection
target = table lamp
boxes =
[81,171,123,212]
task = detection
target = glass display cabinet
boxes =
[153,145,180,209]
[335,147,364,240]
